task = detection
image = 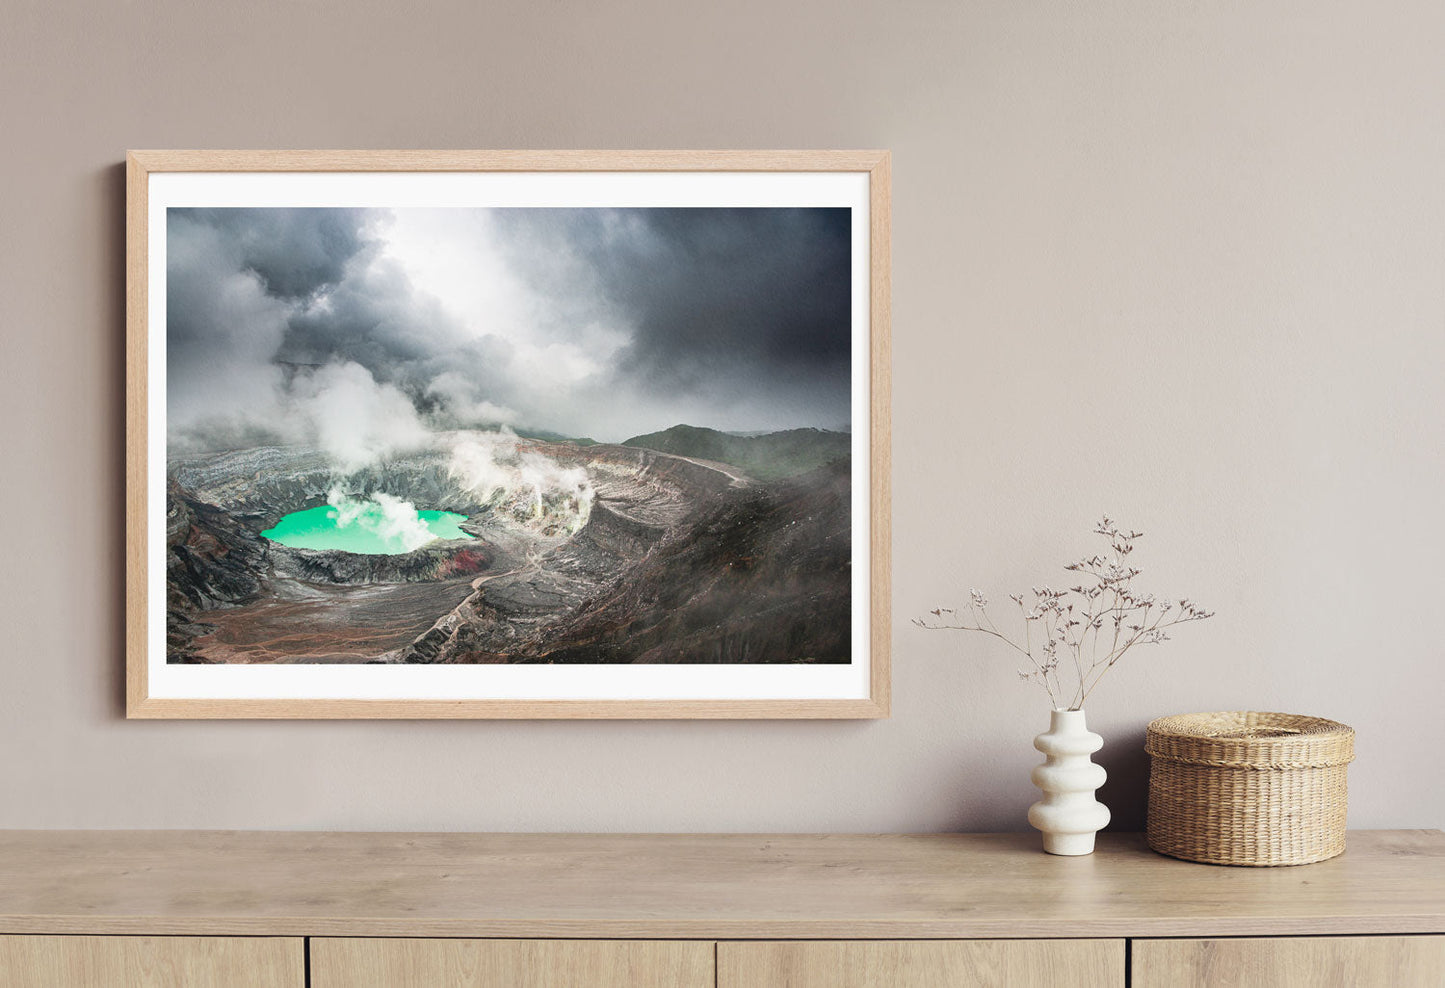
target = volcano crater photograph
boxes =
[159,201,859,667]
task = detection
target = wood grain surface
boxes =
[719,939,1124,988]
[0,935,301,987]
[0,830,1439,939]
[312,938,713,988]
[1132,935,1445,988]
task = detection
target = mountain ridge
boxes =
[620,424,850,481]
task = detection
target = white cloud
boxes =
[290,362,431,472]
[326,487,437,553]
[425,371,519,428]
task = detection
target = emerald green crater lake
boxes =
[261,500,474,555]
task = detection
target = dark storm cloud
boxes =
[165,206,454,456]
[167,204,854,448]
[167,206,382,395]
[172,208,453,380]
[168,207,473,414]
[492,207,853,405]
[278,251,460,378]
[176,207,374,299]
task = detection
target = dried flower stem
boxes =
[914,518,1213,710]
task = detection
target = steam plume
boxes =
[449,433,594,534]
[326,487,438,553]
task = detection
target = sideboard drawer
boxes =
[718,939,1125,987]
[0,935,302,987]
[1132,936,1445,988]
[310,937,714,988]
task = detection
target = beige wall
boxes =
[1,0,1440,831]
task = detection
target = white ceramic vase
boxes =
[1028,708,1111,855]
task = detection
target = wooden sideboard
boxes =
[0,830,1440,986]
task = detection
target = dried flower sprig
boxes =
[914,518,1213,710]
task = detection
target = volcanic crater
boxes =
[166,433,851,665]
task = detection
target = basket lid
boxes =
[1145,711,1355,769]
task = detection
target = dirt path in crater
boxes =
[192,577,479,664]
[469,545,545,590]
[668,453,753,488]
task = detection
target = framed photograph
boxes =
[126,150,890,718]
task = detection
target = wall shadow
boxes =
[101,161,127,719]
[1097,727,1150,831]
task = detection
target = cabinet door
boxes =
[1132,936,1445,988]
[311,938,713,988]
[718,940,1124,988]
[0,935,302,987]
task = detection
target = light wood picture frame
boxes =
[126,150,890,718]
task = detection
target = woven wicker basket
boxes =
[1145,711,1354,866]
